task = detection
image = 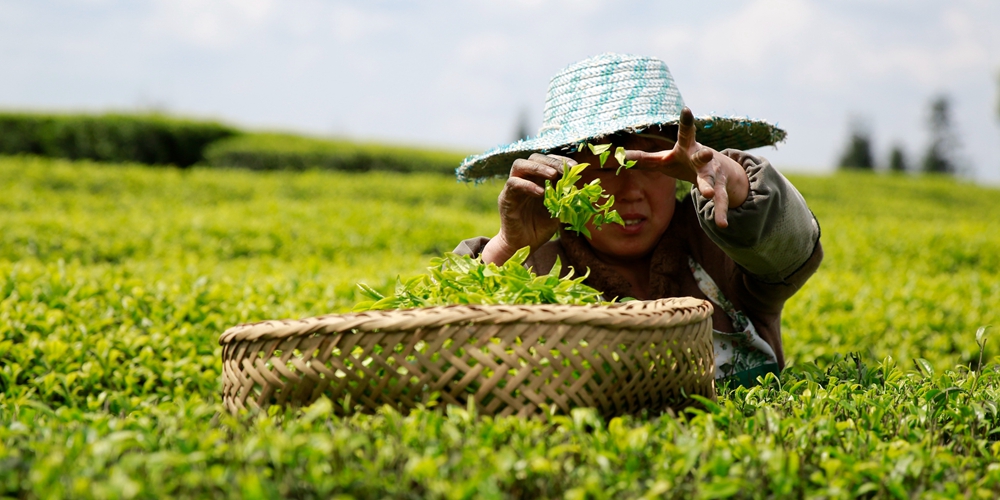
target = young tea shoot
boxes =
[543,143,636,238]
[353,247,604,311]
[614,146,637,174]
[588,143,613,167]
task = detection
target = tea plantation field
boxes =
[2,155,1000,498]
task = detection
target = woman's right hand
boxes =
[480,153,574,265]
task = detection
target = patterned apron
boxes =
[688,257,780,387]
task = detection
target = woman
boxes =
[454,53,822,386]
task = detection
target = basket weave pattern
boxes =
[220,297,715,418]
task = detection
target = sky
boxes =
[2,0,999,182]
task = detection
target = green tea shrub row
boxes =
[0,156,496,265]
[0,157,500,413]
[4,357,1000,499]
[203,133,468,175]
[2,157,1000,498]
[0,112,237,167]
[2,157,999,410]
[0,113,470,174]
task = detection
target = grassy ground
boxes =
[2,156,1000,498]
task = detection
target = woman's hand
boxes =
[625,107,750,228]
[480,153,573,265]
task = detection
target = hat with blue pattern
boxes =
[456,53,786,182]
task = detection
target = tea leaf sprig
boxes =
[543,143,636,238]
[588,143,613,167]
[543,162,620,239]
[353,247,604,311]
[614,146,637,174]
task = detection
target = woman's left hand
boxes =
[624,107,750,228]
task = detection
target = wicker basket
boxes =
[220,297,715,418]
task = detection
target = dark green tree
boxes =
[513,107,532,142]
[838,119,875,170]
[921,95,960,174]
[888,145,908,172]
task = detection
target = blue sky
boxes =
[2,0,998,182]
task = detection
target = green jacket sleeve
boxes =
[691,150,820,285]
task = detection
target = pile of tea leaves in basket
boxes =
[354,246,604,311]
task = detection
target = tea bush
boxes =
[0,113,236,167]
[2,157,1000,498]
[203,133,468,175]
[782,171,1000,370]
[0,113,469,174]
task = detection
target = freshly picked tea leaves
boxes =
[543,162,621,239]
[353,246,604,311]
[543,143,636,238]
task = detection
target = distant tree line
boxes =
[838,94,962,174]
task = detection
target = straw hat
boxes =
[456,53,786,182]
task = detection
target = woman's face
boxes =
[569,134,677,261]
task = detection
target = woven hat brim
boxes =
[456,116,786,182]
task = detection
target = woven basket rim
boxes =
[219,297,712,345]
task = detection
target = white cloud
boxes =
[324,3,398,43]
[147,0,275,50]
[457,33,515,65]
[650,0,997,90]
[487,0,605,12]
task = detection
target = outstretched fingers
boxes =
[676,107,697,151]
[693,147,715,163]
[625,107,700,176]
[693,147,716,198]
[690,148,732,227]
[623,148,673,166]
[712,170,730,228]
